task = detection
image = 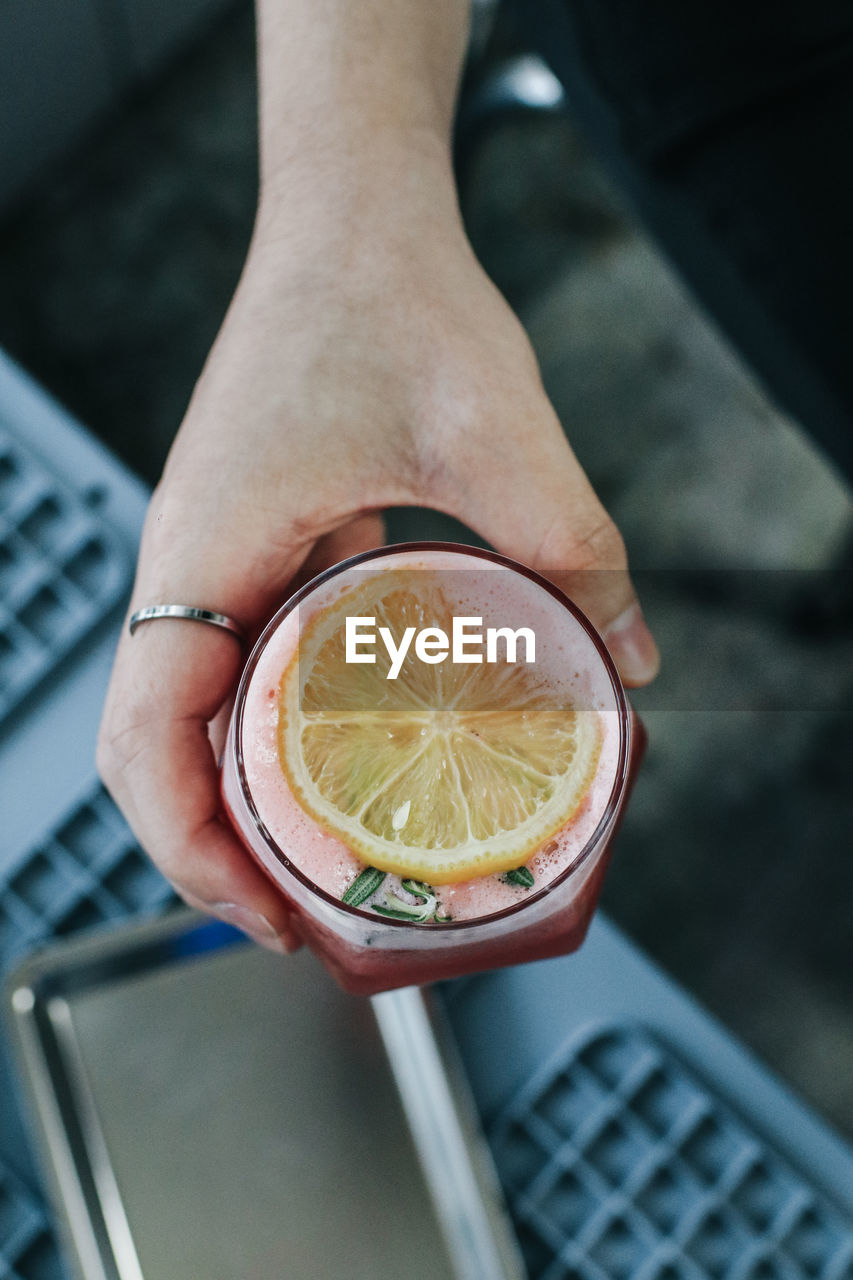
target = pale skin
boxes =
[98,0,660,952]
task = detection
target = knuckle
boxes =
[577,518,628,570]
[96,703,153,785]
[538,515,628,573]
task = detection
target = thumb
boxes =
[456,410,659,687]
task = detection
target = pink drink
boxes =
[221,544,643,994]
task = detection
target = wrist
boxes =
[255,0,469,211]
[254,126,461,268]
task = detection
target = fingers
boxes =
[447,405,659,687]
[98,513,387,953]
[99,620,303,951]
[98,490,314,950]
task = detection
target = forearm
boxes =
[256,0,470,195]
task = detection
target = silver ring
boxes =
[128,604,246,641]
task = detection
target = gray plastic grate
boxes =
[0,783,177,973]
[0,424,128,725]
[0,1164,64,1280]
[488,1023,853,1280]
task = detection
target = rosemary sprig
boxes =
[373,876,438,922]
[351,874,452,923]
[342,866,386,907]
[402,878,452,923]
[373,896,436,922]
[401,879,434,900]
[503,866,535,888]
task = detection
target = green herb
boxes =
[503,866,535,888]
[401,879,434,900]
[373,898,435,922]
[373,877,438,922]
[370,877,452,924]
[342,866,386,907]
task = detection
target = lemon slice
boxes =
[277,570,601,885]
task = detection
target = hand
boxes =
[98,128,658,957]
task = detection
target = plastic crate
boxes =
[489,1023,853,1280]
[0,424,128,727]
[0,783,176,974]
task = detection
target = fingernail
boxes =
[209,901,292,954]
[603,603,660,686]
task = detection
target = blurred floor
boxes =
[0,3,850,1134]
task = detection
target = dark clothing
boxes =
[513,0,853,480]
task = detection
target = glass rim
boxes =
[230,541,631,931]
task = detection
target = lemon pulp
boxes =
[277,571,602,885]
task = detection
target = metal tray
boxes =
[4,911,524,1280]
